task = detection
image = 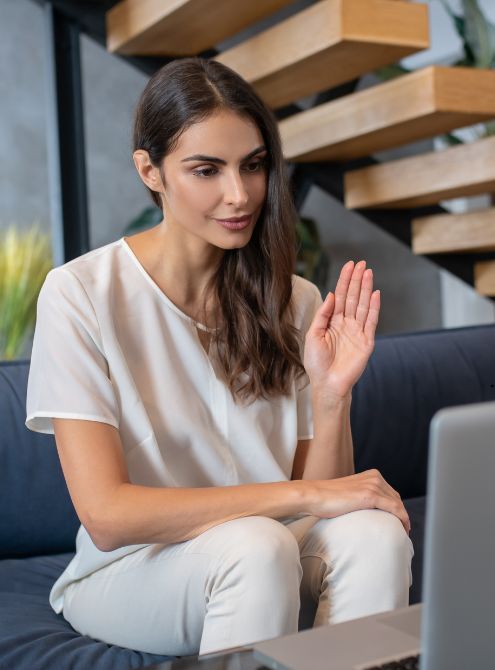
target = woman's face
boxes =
[157,109,268,251]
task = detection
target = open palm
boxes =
[304,260,380,399]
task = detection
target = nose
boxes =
[224,170,249,208]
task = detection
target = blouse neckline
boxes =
[119,237,216,334]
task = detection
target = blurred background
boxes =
[1,0,495,360]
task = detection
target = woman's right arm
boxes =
[53,418,409,553]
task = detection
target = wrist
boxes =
[311,387,352,410]
[289,479,316,514]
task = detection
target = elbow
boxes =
[82,485,129,552]
[92,530,120,553]
[84,513,121,553]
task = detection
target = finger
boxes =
[376,495,411,535]
[373,470,402,502]
[363,290,380,340]
[375,476,402,502]
[355,268,374,326]
[333,261,355,316]
[388,485,402,501]
[392,500,411,535]
[383,481,402,502]
[344,260,367,319]
[306,291,335,338]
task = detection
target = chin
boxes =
[219,233,253,251]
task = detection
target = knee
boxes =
[219,516,301,570]
[312,509,414,566]
[343,509,415,595]
[204,517,302,596]
[363,510,414,563]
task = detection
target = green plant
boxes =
[295,216,330,292]
[0,224,52,360]
[124,208,330,291]
[440,0,495,69]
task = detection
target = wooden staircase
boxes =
[215,0,428,109]
[106,0,495,298]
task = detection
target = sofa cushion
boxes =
[0,553,174,670]
[0,361,80,558]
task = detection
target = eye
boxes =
[192,166,218,178]
[243,158,267,172]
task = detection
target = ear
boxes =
[133,150,164,192]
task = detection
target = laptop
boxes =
[253,400,495,670]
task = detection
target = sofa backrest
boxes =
[0,360,80,559]
[352,323,495,499]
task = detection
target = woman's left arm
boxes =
[292,260,380,481]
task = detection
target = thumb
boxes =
[307,292,335,338]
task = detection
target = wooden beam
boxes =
[106,0,293,56]
[412,208,495,254]
[345,135,495,209]
[216,0,429,109]
[474,260,495,296]
[280,66,495,161]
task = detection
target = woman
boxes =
[25,57,413,657]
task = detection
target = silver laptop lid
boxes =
[421,400,495,670]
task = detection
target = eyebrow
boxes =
[181,145,267,164]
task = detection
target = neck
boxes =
[148,220,223,317]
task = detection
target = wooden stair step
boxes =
[216,0,429,109]
[412,208,495,255]
[474,261,495,296]
[106,0,294,56]
[280,66,495,161]
[345,135,495,209]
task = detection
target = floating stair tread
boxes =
[280,66,495,161]
[412,208,495,255]
[216,0,429,109]
[344,135,495,209]
[106,0,294,56]
[474,261,495,296]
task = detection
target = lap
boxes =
[62,511,412,652]
[62,516,302,655]
[62,516,298,649]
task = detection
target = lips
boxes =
[216,214,252,223]
[214,214,252,231]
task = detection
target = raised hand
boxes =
[303,260,380,400]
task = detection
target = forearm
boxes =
[95,480,307,552]
[301,391,355,481]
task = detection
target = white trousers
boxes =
[63,510,414,657]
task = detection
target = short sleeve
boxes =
[296,282,323,440]
[25,268,120,435]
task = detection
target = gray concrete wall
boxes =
[80,35,151,249]
[0,0,50,233]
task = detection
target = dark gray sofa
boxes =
[1,323,494,669]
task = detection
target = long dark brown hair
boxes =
[133,57,306,402]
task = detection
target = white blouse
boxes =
[25,237,322,614]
